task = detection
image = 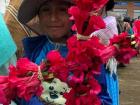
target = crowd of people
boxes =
[0,0,140,105]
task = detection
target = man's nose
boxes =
[50,10,58,22]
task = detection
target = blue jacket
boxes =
[17,35,112,105]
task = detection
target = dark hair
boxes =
[105,0,115,11]
[123,16,131,22]
[138,16,140,19]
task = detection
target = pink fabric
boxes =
[91,16,118,45]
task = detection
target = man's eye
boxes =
[58,7,68,12]
[39,6,50,13]
[41,8,50,12]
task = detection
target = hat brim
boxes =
[18,0,73,24]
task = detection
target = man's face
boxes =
[38,0,71,42]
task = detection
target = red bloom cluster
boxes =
[0,76,12,105]
[43,40,107,104]
[37,44,104,105]
[46,51,69,82]
[0,58,43,105]
[100,45,118,63]
[69,0,108,36]
[61,0,110,104]
[67,36,105,74]
[133,20,140,50]
[110,32,137,64]
[64,87,101,105]
[63,35,108,105]
[134,20,140,35]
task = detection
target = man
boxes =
[16,0,112,104]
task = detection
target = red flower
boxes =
[116,48,137,64]
[134,20,140,34]
[8,72,42,101]
[64,89,101,105]
[48,65,69,82]
[83,15,106,36]
[16,77,42,100]
[69,0,107,37]
[9,58,38,77]
[86,73,101,95]
[0,84,10,105]
[68,6,89,34]
[64,89,76,105]
[47,50,65,65]
[100,46,118,63]
[0,76,15,105]
[110,32,127,45]
[68,6,106,36]
[47,50,69,82]
[0,76,8,83]
[8,58,43,101]
[0,61,43,104]
[68,71,85,87]
[67,36,105,74]
[109,32,137,64]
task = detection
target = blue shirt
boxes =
[18,35,112,105]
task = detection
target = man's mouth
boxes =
[48,26,63,28]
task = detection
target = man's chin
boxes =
[47,34,64,39]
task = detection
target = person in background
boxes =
[116,17,133,67]
[123,16,133,35]
[0,13,17,75]
[91,0,120,104]
[138,16,140,20]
